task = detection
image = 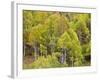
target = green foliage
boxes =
[32,11,49,26]
[57,29,83,66]
[29,24,43,44]
[31,55,61,68]
[23,10,91,69]
[23,10,33,30]
[57,31,72,49]
[82,42,91,56]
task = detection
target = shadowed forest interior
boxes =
[23,10,91,69]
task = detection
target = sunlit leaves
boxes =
[57,31,72,49]
[23,10,91,68]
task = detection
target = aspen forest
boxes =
[23,10,91,69]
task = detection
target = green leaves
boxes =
[31,55,60,68]
[57,31,72,49]
[57,29,83,66]
[23,10,91,69]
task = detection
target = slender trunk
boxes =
[60,48,64,64]
[34,42,40,60]
[60,54,64,64]
[72,55,74,67]
[34,45,37,60]
[51,45,55,55]
[64,50,66,64]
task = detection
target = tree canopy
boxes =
[23,11,91,69]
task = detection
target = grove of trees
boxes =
[23,10,91,69]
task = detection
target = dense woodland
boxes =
[23,10,91,69]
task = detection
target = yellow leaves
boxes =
[23,10,91,67]
[31,55,59,68]
[68,28,80,45]
[33,11,49,24]
[29,24,43,43]
[57,31,72,49]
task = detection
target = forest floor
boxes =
[23,56,34,64]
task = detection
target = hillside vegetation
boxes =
[23,10,91,69]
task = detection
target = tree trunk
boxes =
[71,55,74,67]
[60,54,64,64]
[34,42,40,60]
[64,50,66,64]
